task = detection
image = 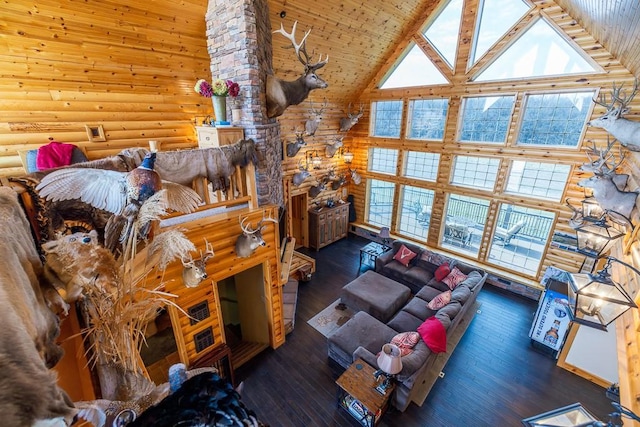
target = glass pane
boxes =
[404,151,440,182]
[451,155,500,190]
[475,18,597,81]
[423,0,464,69]
[407,98,449,140]
[517,91,594,147]
[369,148,399,175]
[471,0,531,64]
[488,204,554,276]
[371,100,403,138]
[459,95,515,143]
[367,179,395,227]
[398,186,435,239]
[380,43,448,89]
[441,194,489,257]
[506,160,571,201]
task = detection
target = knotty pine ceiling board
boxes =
[267,0,429,103]
[555,0,640,76]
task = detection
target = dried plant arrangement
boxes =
[69,190,197,401]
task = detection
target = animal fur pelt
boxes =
[129,371,266,427]
[0,187,75,426]
[42,230,120,305]
[119,138,259,193]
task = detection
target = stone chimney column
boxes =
[206,0,283,207]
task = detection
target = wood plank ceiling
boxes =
[268,0,640,106]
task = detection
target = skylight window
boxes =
[470,0,531,66]
[475,18,597,81]
[379,43,448,89]
[422,0,464,69]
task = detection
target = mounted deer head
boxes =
[588,78,640,151]
[266,22,329,119]
[325,136,344,158]
[580,138,629,190]
[339,103,364,132]
[331,174,347,190]
[565,198,585,229]
[181,239,215,288]
[349,168,362,185]
[235,212,278,258]
[305,99,327,136]
[292,158,311,187]
[309,179,328,199]
[286,128,307,157]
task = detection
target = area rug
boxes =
[307,299,355,338]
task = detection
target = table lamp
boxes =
[379,227,391,248]
[374,343,402,395]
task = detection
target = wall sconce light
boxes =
[306,150,322,169]
[568,256,639,331]
[580,196,604,222]
[341,148,354,164]
[575,215,625,258]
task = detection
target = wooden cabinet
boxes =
[308,203,350,250]
[196,126,244,148]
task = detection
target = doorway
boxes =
[291,192,309,249]
[217,264,270,369]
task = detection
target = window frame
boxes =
[456,93,517,144]
[504,159,572,202]
[369,100,404,139]
[449,155,501,192]
[406,98,450,141]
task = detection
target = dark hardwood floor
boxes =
[235,235,615,426]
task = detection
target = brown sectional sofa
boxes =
[327,241,487,412]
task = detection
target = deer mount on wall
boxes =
[292,158,311,187]
[339,103,364,132]
[285,128,306,157]
[181,239,215,288]
[234,212,278,258]
[305,99,327,136]
[588,78,640,151]
[576,138,639,219]
[325,136,344,158]
[266,22,329,119]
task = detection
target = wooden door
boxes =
[291,193,308,248]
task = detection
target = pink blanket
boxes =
[36,141,76,170]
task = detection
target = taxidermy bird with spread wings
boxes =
[36,152,202,251]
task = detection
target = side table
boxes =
[358,242,390,276]
[336,358,395,427]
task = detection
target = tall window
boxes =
[459,95,515,143]
[517,91,594,147]
[369,148,399,175]
[404,151,440,181]
[450,156,500,190]
[407,99,449,140]
[371,100,403,138]
[506,161,571,201]
[367,179,395,227]
[398,186,434,239]
[488,204,554,276]
[441,194,489,257]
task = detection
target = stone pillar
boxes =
[206,0,283,207]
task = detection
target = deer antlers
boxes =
[240,211,278,235]
[274,21,329,73]
[593,79,639,116]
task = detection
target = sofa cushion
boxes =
[402,296,437,321]
[402,266,434,289]
[427,290,451,310]
[393,244,418,267]
[414,286,443,303]
[442,267,468,290]
[451,284,471,305]
[434,263,450,281]
[417,316,447,353]
[391,331,421,356]
[327,311,397,369]
[425,277,451,293]
[416,251,454,273]
[459,270,484,291]
[387,310,424,333]
[437,300,463,323]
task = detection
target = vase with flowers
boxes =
[194,78,240,125]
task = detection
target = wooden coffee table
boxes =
[336,358,395,427]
